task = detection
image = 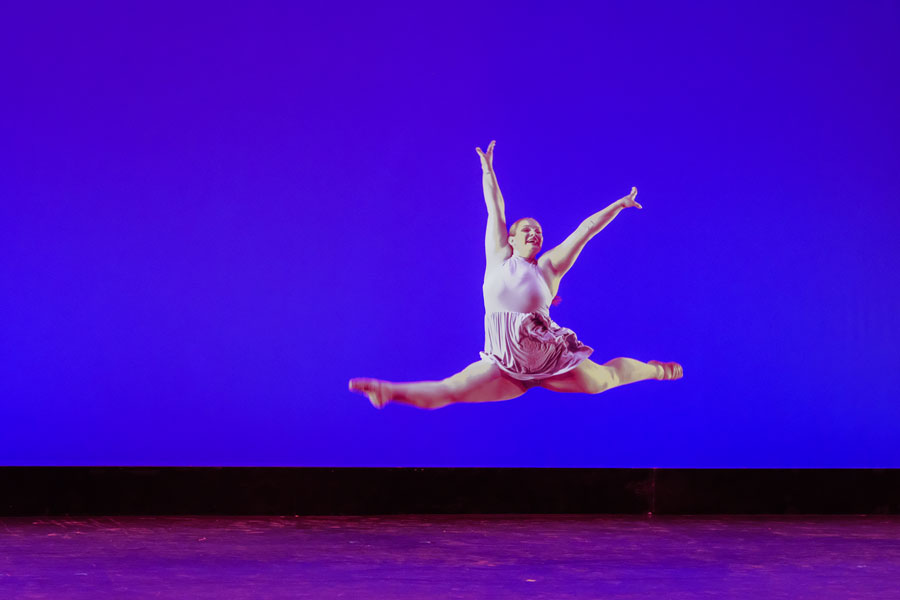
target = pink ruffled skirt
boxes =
[480,311,593,380]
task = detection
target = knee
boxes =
[442,381,465,406]
[421,381,458,410]
[584,366,617,394]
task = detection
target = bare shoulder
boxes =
[486,246,513,269]
[537,255,561,295]
[537,254,557,276]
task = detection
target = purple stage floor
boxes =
[1,515,899,598]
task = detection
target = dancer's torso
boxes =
[483,254,553,315]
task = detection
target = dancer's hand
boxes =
[476,140,496,173]
[619,187,642,209]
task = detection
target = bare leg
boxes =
[538,357,682,394]
[349,360,528,410]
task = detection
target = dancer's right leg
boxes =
[349,360,528,410]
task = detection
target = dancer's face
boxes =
[509,219,543,259]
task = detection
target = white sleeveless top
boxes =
[482,254,552,315]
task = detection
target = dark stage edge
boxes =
[1,468,898,516]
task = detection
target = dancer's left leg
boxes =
[537,357,681,394]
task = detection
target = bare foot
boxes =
[648,360,683,380]
[348,378,392,409]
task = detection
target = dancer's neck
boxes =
[512,253,538,264]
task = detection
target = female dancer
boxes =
[349,140,682,409]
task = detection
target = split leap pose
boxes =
[349,140,682,409]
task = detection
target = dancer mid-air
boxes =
[350,140,682,409]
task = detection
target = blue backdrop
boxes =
[2,1,898,466]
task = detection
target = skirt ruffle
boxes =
[480,311,593,381]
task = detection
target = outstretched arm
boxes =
[476,140,512,265]
[540,187,642,279]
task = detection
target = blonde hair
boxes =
[508,217,541,237]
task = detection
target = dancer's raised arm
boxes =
[540,187,642,281]
[476,140,513,265]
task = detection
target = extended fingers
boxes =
[476,140,496,156]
